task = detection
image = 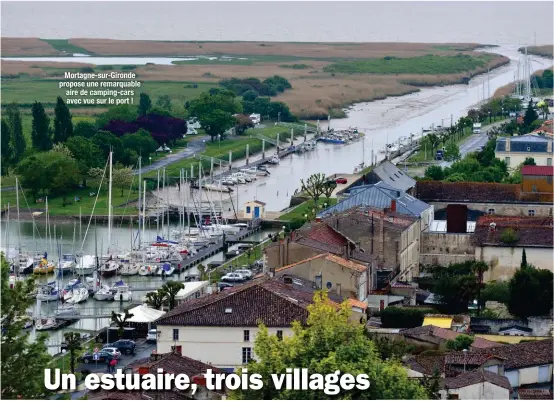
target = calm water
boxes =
[1,2,552,44]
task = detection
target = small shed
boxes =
[244,200,266,219]
[498,325,533,336]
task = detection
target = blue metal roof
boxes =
[318,181,431,218]
[496,135,553,153]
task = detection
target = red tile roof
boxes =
[473,215,554,248]
[521,165,554,176]
[444,370,512,391]
[128,352,221,378]
[488,338,553,370]
[300,222,349,249]
[155,278,312,327]
[416,181,521,203]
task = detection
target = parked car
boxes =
[253,259,264,268]
[82,350,117,364]
[221,272,245,282]
[102,347,122,359]
[218,282,234,291]
[235,269,253,280]
[335,177,348,184]
[104,339,136,355]
[146,329,158,343]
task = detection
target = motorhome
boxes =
[472,123,482,134]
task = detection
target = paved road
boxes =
[439,120,508,168]
[136,135,209,175]
[75,340,156,374]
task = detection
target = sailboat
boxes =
[111,281,132,302]
[55,254,76,277]
[33,252,55,274]
[120,260,140,276]
[93,284,115,301]
[36,281,60,301]
[156,262,175,276]
[100,258,120,277]
[65,284,89,304]
[74,254,96,275]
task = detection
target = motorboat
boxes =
[203,183,233,193]
[120,261,140,276]
[36,282,60,302]
[230,174,246,184]
[233,172,254,182]
[35,317,58,331]
[55,304,80,318]
[101,260,119,277]
[221,178,236,186]
[55,254,76,277]
[93,284,115,301]
[74,254,96,276]
[139,264,158,276]
[156,263,175,277]
[65,285,89,304]
[112,284,132,302]
[267,155,280,164]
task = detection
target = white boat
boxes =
[16,254,34,275]
[93,284,115,301]
[36,282,60,301]
[139,264,158,276]
[267,155,280,164]
[35,317,58,331]
[101,260,119,277]
[120,261,140,276]
[157,263,175,276]
[65,285,89,304]
[56,254,76,277]
[55,304,80,318]
[203,183,233,193]
[230,174,246,184]
[233,172,254,182]
[112,285,132,302]
[74,254,96,276]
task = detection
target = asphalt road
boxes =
[439,120,508,168]
[136,135,209,175]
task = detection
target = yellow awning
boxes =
[422,316,453,329]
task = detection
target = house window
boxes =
[528,210,536,216]
[548,176,553,184]
[246,206,251,214]
[488,208,495,215]
[242,347,252,364]
[173,329,179,341]
[277,330,283,341]
[447,394,460,400]
[532,184,537,192]
[505,157,510,166]
[548,158,552,166]
[243,330,250,342]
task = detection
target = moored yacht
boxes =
[74,254,96,276]
[55,254,76,277]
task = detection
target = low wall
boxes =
[420,232,475,266]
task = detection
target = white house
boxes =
[154,277,315,371]
[243,200,266,219]
[174,281,210,306]
[440,370,512,400]
[497,325,533,336]
[495,134,553,169]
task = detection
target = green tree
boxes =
[188,90,242,141]
[63,332,83,374]
[523,157,536,166]
[31,101,52,151]
[156,95,172,111]
[96,104,139,128]
[508,266,553,318]
[445,334,474,351]
[424,165,445,181]
[235,114,255,134]
[300,173,327,205]
[197,264,209,281]
[242,89,259,102]
[66,136,104,186]
[367,334,414,361]
[322,180,337,199]
[6,103,26,162]
[159,281,185,311]
[500,228,519,245]
[380,307,434,328]
[48,150,80,205]
[231,292,428,400]
[427,133,440,152]
[112,165,134,196]
[92,131,123,160]
[74,121,98,138]
[110,310,134,339]
[53,97,74,143]
[444,141,461,162]
[138,92,152,116]
[145,291,166,310]
[1,253,52,399]
[16,153,52,202]
[121,129,158,158]
[521,248,527,268]
[523,100,538,128]
[1,118,13,174]
[481,281,510,305]
[199,109,236,141]
[421,369,442,400]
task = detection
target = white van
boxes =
[146,329,157,343]
[472,123,482,134]
[249,114,261,125]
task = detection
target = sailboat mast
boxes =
[138,155,142,246]
[156,169,160,235]
[108,151,113,252]
[142,179,147,246]
[166,167,170,240]
[79,206,82,245]
[15,177,21,253]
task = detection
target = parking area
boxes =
[76,339,156,374]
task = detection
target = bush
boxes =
[380,307,435,328]
[500,228,519,245]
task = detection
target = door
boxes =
[254,207,260,218]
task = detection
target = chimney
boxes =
[506,137,511,152]
[283,276,293,285]
[379,215,384,261]
[390,199,397,213]
[138,366,149,375]
[489,222,496,232]
[548,139,553,153]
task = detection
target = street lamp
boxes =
[278,112,281,124]
[218,134,221,148]
[62,349,67,372]
[149,156,152,165]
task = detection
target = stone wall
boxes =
[420,232,475,266]
[431,201,553,218]
[471,317,553,336]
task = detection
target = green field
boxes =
[323,54,494,75]
[279,198,338,222]
[1,79,214,108]
[171,54,329,66]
